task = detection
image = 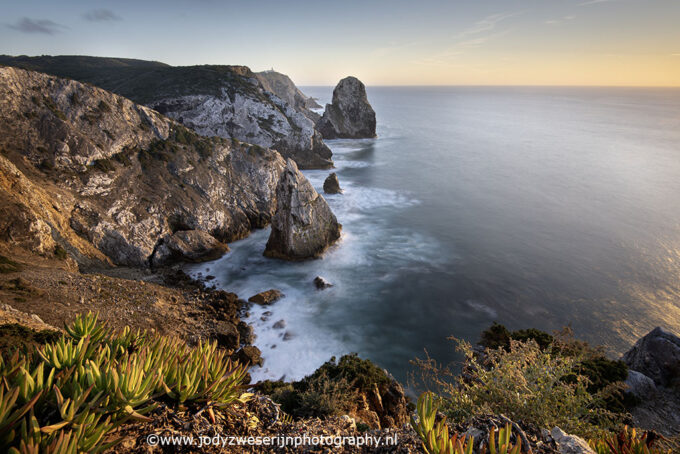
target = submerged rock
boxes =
[248,289,283,305]
[314,276,333,289]
[264,159,341,260]
[150,230,229,267]
[323,173,343,194]
[316,76,376,139]
[623,326,680,388]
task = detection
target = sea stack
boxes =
[316,76,376,139]
[323,173,343,194]
[264,159,341,260]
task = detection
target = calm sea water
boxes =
[187,86,680,384]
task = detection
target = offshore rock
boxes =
[323,173,343,194]
[150,230,229,267]
[248,289,283,305]
[314,276,333,289]
[316,76,376,139]
[264,159,341,260]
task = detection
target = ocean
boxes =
[186,86,680,385]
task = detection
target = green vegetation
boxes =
[0,312,250,453]
[41,96,67,121]
[53,245,68,260]
[412,392,522,454]
[0,255,22,274]
[0,324,61,357]
[413,328,628,438]
[590,426,670,454]
[258,354,390,419]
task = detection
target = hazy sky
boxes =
[1,0,679,86]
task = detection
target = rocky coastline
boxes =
[1,56,679,453]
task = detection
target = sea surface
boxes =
[187,86,680,385]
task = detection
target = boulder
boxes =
[237,321,255,344]
[622,327,680,388]
[314,276,333,289]
[264,159,341,260]
[551,427,596,454]
[248,289,283,305]
[151,230,229,267]
[316,76,376,139]
[625,370,657,400]
[272,320,286,329]
[323,173,343,194]
[214,321,239,349]
[232,345,263,367]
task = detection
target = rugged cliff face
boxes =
[255,70,322,121]
[264,159,341,260]
[0,66,286,266]
[0,56,333,169]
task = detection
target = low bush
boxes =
[259,354,390,419]
[413,337,625,437]
[0,255,22,274]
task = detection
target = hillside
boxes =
[0,55,333,169]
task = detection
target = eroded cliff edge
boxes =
[0,66,287,267]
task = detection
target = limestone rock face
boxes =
[255,70,322,121]
[622,327,680,388]
[323,173,343,194]
[316,77,376,139]
[150,230,229,267]
[0,56,333,169]
[0,66,286,267]
[551,427,596,454]
[264,159,341,260]
[624,370,657,399]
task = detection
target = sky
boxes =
[1,0,679,86]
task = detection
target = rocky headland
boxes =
[316,76,377,139]
[0,55,334,169]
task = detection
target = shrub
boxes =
[259,354,390,419]
[53,245,68,260]
[414,338,623,437]
[0,312,250,452]
[0,255,22,274]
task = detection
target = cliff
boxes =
[0,66,287,266]
[255,69,322,120]
[0,55,333,169]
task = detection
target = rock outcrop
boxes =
[0,56,333,169]
[622,327,680,436]
[316,76,376,139]
[264,159,341,260]
[323,172,343,194]
[550,427,595,454]
[150,230,229,267]
[0,66,288,266]
[248,289,283,305]
[623,327,680,388]
[255,70,321,121]
[314,276,333,289]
